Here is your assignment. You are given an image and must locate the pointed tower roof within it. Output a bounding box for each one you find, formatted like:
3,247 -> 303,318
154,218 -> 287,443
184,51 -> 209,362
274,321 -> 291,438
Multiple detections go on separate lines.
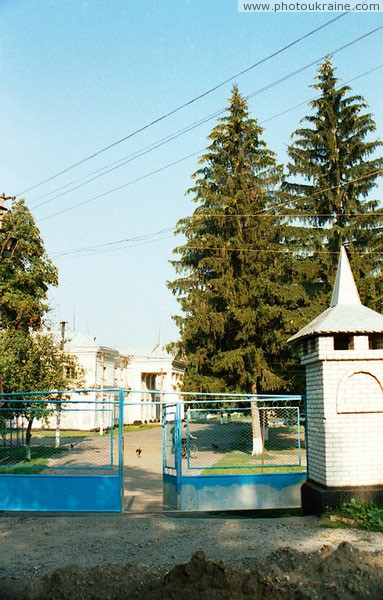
288,247 -> 383,343
330,246 -> 361,307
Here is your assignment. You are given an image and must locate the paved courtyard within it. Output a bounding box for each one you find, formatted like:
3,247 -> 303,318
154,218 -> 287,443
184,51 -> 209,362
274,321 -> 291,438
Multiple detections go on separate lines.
123,426 -> 164,512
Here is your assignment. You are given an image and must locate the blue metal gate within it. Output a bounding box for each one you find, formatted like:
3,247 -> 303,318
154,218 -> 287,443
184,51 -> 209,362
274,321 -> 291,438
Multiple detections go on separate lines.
162,394 -> 307,511
0,389 -> 125,512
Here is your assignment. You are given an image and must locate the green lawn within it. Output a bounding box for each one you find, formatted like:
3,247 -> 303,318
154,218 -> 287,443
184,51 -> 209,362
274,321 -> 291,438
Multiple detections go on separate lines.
124,423 -> 161,432
0,445 -> 65,474
201,450 -> 306,475
32,428 -> 100,439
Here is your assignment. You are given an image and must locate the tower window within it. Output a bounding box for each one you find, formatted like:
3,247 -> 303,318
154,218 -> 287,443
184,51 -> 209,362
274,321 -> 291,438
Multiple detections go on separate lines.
369,334 -> 383,350
334,335 -> 354,350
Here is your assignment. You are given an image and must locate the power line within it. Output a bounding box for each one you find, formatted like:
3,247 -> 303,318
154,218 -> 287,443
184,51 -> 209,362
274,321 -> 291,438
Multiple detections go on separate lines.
39,127 -> 382,226
171,246 -> 383,255
29,111 -> 222,210
53,228 -> 174,258
38,150 -> 202,222
16,13 -> 348,198
34,28 -> 383,221
49,168 -> 383,259
56,240 -> 383,259
246,26 -> 383,103
261,63 -> 383,125
29,60 -> 383,212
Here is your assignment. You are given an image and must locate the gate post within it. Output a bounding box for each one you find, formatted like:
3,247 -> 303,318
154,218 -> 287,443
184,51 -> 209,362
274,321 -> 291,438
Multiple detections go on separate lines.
118,388 -> 125,512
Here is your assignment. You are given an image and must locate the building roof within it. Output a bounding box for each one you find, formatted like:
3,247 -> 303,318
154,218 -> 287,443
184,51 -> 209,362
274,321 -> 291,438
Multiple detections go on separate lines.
64,332 -> 99,349
288,247 -> 383,343
63,333 -> 183,363
63,332 -> 119,355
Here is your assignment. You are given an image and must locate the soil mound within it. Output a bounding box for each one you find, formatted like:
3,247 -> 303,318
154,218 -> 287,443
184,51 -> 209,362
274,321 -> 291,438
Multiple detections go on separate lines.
2,542 -> 383,599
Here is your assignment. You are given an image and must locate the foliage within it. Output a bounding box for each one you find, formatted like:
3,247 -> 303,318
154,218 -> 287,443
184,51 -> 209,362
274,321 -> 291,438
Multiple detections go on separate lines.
0,329 -> 84,445
0,329 -> 83,394
285,57 -> 383,311
0,197 -> 84,458
0,198 -> 58,330
168,86 -> 309,394
0,195 -> 88,464
325,498 -> 383,532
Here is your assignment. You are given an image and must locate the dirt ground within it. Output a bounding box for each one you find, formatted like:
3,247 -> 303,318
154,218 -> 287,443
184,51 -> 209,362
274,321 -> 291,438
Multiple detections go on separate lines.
1,428 -> 383,598
0,512 -> 383,599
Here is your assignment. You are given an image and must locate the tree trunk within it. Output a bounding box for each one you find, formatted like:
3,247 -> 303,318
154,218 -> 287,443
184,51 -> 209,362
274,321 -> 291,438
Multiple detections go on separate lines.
25,418 -> 33,461
55,396 -> 62,448
251,382 -> 263,456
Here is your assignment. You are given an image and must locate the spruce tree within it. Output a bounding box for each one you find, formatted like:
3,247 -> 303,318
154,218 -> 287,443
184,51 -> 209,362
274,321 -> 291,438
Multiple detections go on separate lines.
169,87 -> 308,394
285,57 -> 383,309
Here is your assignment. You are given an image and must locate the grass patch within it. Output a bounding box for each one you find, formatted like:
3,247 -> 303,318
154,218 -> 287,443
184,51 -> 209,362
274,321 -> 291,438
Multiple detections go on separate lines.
0,445 -> 65,474
201,450 -> 306,475
32,429 -> 99,439
323,498 -> 383,532
124,423 -> 161,433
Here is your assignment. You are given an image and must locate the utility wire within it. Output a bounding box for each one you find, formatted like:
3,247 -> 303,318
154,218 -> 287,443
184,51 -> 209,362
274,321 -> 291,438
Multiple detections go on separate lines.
38,151 -> 201,222
16,13 -> 348,198
53,228 -> 175,257
29,61 -> 383,211
27,116 -> 217,208
34,27 -> 383,221
170,246 -> 383,255
29,111 -> 222,210
39,111 -> 382,225
50,168 -> 383,259
246,26 -> 383,102
56,241 -> 383,259
261,63 -> 383,124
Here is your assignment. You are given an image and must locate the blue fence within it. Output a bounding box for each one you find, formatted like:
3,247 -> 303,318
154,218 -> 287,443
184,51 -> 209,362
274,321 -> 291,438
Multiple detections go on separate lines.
162,394 -> 307,511
0,389 -> 308,513
0,388 -> 126,512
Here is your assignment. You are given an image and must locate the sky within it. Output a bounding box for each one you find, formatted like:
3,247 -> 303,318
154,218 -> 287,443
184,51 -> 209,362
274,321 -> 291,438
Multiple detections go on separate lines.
1,1 -> 382,352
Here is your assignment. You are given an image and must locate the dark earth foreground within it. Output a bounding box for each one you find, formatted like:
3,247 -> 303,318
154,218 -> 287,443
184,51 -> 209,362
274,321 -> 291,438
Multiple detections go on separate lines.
1,542 -> 383,599
1,512 -> 383,599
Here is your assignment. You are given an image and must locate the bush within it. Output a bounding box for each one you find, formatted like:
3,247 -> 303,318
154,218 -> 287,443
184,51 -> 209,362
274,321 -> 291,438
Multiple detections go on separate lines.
326,498 -> 383,532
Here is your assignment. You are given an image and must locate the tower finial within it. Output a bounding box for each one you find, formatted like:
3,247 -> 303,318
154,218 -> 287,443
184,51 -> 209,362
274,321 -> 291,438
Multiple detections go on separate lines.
330,246 -> 361,307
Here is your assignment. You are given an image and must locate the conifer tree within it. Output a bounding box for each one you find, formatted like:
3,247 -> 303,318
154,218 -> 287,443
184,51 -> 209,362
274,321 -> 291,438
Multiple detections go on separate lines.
169,87 -> 308,395
285,58 -> 383,309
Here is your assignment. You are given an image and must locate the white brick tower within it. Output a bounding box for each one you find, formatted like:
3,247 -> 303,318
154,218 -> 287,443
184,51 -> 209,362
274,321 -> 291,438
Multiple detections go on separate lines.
289,247 -> 383,513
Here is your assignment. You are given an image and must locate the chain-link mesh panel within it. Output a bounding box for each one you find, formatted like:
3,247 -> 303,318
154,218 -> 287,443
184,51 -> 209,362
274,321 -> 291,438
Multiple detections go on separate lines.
0,391 -> 120,473
163,404 -> 177,472
183,402 -> 305,473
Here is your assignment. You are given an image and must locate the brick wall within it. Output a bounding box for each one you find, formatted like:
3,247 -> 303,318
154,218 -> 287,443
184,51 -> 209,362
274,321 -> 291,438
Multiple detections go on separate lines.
303,335 -> 383,487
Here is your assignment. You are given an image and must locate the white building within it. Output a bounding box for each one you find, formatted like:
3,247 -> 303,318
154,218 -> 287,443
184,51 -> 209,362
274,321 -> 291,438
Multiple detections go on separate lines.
61,332 -> 185,428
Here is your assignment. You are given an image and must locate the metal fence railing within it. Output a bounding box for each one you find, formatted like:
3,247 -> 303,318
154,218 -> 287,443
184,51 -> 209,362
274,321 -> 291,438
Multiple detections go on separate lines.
0,389 -> 305,477
0,390 -> 124,473
161,394 -> 306,475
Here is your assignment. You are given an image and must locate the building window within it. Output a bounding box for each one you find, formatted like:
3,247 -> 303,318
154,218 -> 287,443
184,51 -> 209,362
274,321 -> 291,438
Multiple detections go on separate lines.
369,334 -> 383,350
64,364 -> 76,379
334,335 -> 354,350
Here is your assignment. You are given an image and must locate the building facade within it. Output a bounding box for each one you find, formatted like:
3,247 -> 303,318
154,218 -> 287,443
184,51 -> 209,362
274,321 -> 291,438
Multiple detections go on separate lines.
61,332 -> 185,427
